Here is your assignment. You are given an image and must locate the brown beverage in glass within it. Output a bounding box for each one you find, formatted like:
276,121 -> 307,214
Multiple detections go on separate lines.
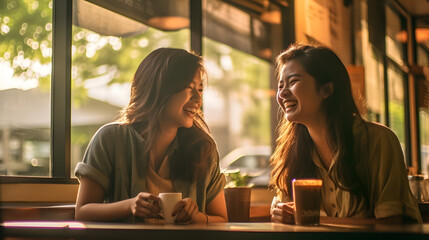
292,179 -> 323,225
224,187 -> 251,222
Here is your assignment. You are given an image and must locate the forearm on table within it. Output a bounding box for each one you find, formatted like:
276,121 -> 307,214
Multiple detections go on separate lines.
207,214 -> 228,223
192,212 -> 228,223
75,198 -> 132,221
320,215 -> 403,225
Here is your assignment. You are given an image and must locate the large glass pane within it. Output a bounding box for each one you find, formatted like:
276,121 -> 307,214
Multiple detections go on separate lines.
0,0 -> 52,176
202,0 -> 278,187
416,19 -> 429,176
202,0 -> 281,61
71,1 -> 190,176
417,44 -> 429,66
385,4 -> 408,165
359,0 -> 385,123
385,5 -> 406,66
420,110 -> 429,176
203,38 -> 271,186
387,62 -> 406,161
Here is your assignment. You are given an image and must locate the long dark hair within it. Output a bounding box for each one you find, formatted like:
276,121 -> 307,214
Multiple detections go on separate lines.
269,43 -> 369,215
119,48 -> 216,182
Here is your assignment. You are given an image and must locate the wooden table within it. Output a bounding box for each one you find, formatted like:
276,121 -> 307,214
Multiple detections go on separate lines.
2,221 -> 429,240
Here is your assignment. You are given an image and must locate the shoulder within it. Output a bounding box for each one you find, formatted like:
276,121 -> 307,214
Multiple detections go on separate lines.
89,123 -> 146,149
94,122 -> 137,139
367,122 -> 401,150
355,120 -> 404,168
353,119 -> 403,160
366,121 -> 396,137
354,119 -> 399,145
95,122 -> 121,134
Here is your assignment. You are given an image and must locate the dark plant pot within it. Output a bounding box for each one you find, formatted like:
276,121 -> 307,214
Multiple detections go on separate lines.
224,187 -> 251,222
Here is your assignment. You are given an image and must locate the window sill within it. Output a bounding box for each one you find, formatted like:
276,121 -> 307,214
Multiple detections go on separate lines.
0,204 -> 76,221
0,182 -> 79,203
0,176 -> 78,184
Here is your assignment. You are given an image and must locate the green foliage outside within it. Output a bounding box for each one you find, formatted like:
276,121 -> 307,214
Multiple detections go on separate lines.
3,0 -> 425,178
389,100 -> 405,145
203,38 -> 271,145
71,26 -> 189,107
0,0 -> 52,91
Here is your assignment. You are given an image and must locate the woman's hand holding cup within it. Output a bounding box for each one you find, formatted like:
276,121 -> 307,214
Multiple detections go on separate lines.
172,198 -> 199,223
271,202 -> 295,224
130,192 -> 162,219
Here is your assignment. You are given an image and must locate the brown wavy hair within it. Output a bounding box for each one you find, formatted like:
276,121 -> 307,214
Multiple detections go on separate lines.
119,48 -> 216,182
269,43 -> 369,215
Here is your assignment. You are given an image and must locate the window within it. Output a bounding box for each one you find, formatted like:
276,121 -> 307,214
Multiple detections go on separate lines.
70,0 -> 190,176
416,19 -> 429,176
202,0 -> 280,185
385,4 -> 409,163
420,110 -> 429,176
358,0 -> 386,124
359,1 -> 413,166
0,0 -> 53,176
385,5 -> 406,66
387,62 -> 407,157
1,0 -> 284,182
203,38 -> 271,158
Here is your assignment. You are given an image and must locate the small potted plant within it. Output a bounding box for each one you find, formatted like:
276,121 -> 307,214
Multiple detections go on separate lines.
223,169 -> 253,222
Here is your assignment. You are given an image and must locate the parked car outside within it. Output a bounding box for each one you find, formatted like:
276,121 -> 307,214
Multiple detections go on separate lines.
220,145 -> 272,187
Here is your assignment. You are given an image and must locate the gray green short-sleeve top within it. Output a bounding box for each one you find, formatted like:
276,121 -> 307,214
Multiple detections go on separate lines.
74,123 -> 226,221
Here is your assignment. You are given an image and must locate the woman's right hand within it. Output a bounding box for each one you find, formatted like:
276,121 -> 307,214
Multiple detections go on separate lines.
130,192 -> 162,219
271,201 -> 295,224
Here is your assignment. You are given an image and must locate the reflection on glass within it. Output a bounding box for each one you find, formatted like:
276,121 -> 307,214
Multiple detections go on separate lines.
415,17 -> 429,177
387,62 -> 406,162
417,45 -> 429,66
363,48 -> 385,123
420,110 -> 429,176
416,25 -> 429,176
0,0 -> 52,176
202,37 -> 271,169
385,5 -> 406,66
360,6 -> 385,123
71,1 -> 190,177
202,0 -> 276,61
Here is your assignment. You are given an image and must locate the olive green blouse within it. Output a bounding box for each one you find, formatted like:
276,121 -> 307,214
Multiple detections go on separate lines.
74,123 -> 226,222
277,119 -> 422,223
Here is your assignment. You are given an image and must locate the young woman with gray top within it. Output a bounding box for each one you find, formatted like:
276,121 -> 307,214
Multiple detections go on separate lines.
74,48 -> 227,223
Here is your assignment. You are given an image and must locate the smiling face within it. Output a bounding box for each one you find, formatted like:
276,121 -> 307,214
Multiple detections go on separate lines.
277,60 -> 329,126
160,72 -> 203,129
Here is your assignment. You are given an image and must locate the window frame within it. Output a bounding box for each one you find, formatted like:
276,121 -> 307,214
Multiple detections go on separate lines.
1,0 -> 288,184
0,0 -> 75,184
384,0 -> 422,173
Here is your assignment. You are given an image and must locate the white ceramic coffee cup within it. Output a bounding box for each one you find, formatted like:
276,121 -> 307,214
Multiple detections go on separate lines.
159,193 -> 182,224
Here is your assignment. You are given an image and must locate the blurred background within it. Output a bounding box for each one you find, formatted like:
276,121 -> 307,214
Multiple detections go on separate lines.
0,0 -> 428,188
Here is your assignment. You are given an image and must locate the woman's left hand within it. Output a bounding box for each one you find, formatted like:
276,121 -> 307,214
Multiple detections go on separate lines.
172,198 -> 199,223
271,202 -> 295,224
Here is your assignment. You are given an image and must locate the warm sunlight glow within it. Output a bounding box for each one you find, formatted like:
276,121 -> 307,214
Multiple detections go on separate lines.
3,221 -> 86,229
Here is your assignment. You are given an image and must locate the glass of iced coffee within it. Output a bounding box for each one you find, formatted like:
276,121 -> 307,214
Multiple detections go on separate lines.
292,179 -> 323,225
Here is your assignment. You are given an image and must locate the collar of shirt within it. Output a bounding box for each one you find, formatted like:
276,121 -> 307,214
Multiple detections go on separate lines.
312,149 -> 339,174
313,149 -> 339,217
